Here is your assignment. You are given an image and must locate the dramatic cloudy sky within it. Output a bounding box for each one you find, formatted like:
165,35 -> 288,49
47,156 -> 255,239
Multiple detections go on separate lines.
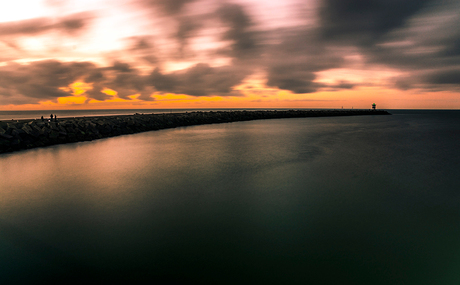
0,0 -> 459,110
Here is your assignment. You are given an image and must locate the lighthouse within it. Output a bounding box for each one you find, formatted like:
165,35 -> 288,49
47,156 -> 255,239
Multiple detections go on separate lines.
372,103 -> 376,110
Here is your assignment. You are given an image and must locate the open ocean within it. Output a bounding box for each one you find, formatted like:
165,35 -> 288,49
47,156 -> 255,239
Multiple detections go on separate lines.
0,109 -> 459,284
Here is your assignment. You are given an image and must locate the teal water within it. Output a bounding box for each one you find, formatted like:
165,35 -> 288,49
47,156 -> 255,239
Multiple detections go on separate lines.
1,110 -> 459,284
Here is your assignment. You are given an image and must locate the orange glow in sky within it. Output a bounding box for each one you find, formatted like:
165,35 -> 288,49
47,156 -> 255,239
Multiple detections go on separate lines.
0,0 -> 459,110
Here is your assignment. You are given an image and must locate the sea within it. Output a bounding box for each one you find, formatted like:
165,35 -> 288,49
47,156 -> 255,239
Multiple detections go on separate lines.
0,108 -> 273,121
0,109 -> 459,284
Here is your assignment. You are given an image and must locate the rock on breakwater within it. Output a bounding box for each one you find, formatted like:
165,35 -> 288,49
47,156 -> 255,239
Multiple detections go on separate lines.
0,110 -> 390,154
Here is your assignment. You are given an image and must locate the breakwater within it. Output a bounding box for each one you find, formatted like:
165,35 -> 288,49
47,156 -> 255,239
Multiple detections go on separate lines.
0,109 -> 390,154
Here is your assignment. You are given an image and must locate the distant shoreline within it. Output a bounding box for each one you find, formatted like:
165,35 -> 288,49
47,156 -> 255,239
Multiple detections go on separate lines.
1,109 -> 390,154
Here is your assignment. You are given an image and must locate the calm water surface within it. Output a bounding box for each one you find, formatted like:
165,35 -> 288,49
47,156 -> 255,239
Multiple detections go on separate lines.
1,111 -> 459,284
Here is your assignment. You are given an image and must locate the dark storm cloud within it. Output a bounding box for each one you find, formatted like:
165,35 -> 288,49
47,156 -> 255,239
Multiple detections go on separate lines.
318,0 -> 433,46
0,12 -> 93,37
0,58 -> 245,105
265,30 -> 345,93
440,35 -> 460,57
3,0 -> 460,106
424,68 -> 460,85
125,1 -> 258,94
133,0 -> 429,95
83,84 -> 109,101
141,0 -> 197,15
58,13 -> 91,33
137,1 -> 260,60
85,69 -> 105,83
149,68 -> 177,91
262,0 -> 457,93
359,2 -> 460,71
335,81 -> 355,89
0,18 -> 51,36
135,0 -> 206,59
326,81 -> 356,90
132,0 -> 460,94
132,37 -> 153,50
0,60 -> 96,101
84,61 -> 154,101
111,61 -> 133,73
125,36 -> 158,64
106,64 -> 152,100
392,67 -> 460,91
0,40 -> 22,62
149,63 -> 247,96
316,0 -> 460,90
0,60 -> 153,104
216,3 -> 259,59
175,16 -> 201,57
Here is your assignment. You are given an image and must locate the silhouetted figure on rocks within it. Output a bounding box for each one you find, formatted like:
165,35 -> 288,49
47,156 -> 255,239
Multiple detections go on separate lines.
54,114 -> 57,121
50,114 -> 53,121
41,116 -> 44,122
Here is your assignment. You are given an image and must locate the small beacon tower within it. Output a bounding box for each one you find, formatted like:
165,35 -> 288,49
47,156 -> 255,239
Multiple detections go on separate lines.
372,103 -> 376,110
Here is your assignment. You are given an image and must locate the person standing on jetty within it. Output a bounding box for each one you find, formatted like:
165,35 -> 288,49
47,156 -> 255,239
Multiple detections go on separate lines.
50,114 -> 53,121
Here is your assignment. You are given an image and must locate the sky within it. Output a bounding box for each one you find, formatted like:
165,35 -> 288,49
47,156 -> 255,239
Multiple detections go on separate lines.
0,0 -> 459,110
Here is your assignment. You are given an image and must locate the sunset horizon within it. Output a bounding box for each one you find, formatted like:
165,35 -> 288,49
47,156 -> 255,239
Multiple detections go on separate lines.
1,0 -> 459,110
2,1 -> 459,282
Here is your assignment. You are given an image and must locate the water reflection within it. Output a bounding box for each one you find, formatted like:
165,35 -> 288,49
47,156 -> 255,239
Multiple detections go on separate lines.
1,114 -> 459,284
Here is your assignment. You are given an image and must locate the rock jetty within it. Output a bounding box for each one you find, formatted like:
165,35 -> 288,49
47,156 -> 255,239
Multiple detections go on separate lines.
0,109 -> 390,154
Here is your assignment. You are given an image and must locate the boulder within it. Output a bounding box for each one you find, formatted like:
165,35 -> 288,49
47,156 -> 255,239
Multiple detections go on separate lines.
7,123 -> 17,130
49,130 -> 59,139
0,138 -> 11,146
21,124 -> 34,135
0,133 -> 13,139
49,122 -> 58,130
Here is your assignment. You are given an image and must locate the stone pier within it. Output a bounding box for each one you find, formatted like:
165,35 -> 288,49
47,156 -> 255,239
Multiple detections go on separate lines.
0,109 -> 390,154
